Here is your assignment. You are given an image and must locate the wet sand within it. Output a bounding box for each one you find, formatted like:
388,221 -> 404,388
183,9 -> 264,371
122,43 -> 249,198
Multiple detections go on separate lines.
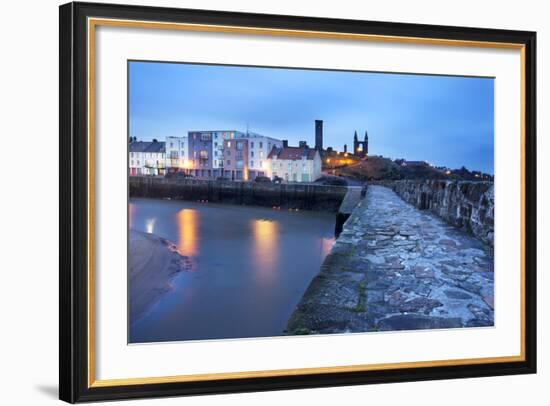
129,229 -> 192,323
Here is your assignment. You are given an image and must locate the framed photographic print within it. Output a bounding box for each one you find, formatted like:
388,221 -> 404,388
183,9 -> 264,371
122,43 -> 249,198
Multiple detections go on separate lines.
59,1 -> 537,403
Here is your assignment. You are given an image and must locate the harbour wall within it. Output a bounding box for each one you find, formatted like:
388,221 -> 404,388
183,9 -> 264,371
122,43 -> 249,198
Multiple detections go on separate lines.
129,176 -> 348,212
391,180 -> 494,246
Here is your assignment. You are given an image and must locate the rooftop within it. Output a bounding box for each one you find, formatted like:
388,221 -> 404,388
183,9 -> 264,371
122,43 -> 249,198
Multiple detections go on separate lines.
129,141 -> 166,153
268,146 -> 318,161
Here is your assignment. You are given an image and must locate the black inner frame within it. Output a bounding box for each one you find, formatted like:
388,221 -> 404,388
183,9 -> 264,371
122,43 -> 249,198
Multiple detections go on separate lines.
59,1 -> 537,403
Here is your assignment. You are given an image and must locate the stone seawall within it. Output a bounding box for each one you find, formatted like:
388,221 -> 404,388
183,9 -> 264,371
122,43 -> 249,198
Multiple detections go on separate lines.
129,176 -> 347,212
391,180 -> 494,246
286,185 -> 494,335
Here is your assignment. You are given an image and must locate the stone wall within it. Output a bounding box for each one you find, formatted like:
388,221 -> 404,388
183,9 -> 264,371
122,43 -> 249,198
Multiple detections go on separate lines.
129,176 -> 347,212
391,180 -> 494,246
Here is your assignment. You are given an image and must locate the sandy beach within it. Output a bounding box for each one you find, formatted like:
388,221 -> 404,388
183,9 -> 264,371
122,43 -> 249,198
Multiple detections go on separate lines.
129,229 -> 192,324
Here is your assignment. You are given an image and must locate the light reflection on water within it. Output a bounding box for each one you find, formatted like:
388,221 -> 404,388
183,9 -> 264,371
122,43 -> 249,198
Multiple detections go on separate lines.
129,198 -> 335,343
176,209 -> 199,257
251,219 -> 279,286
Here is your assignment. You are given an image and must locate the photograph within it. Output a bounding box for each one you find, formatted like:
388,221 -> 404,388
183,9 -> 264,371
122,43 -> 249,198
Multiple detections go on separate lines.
127,61 -> 495,344
55,1 -> 537,402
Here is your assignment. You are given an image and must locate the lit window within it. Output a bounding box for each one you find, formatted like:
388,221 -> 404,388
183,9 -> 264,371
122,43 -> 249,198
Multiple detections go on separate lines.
260,151 -> 264,159
227,141 -> 231,148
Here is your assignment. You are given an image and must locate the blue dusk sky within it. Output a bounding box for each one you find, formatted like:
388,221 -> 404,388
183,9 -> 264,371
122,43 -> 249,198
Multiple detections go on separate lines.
129,61 -> 494,174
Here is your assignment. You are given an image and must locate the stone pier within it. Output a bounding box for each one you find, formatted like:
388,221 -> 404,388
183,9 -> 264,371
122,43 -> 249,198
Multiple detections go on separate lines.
286,185 -> 494,334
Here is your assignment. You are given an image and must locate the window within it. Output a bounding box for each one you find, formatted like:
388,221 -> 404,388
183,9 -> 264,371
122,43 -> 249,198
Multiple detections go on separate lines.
236,141 -> 244,151
250,160 -> 254,167
200,133 -> 212,141
236,160 -> 244,169
227,160 -> 231,166
226,150 -> 230,156
214,142 -> 218,147
259,142 -> 263,148
227,141 -> 231,148
130,152 -> 134,157
259,151 -> 264,159
131,160 -> 134,166
170,142 -> 174,147
137,160 -> 140,165
250,142 -> 254,148
199,150 -> 208,160
260,161 -> 263,168
250,151 -> 254,158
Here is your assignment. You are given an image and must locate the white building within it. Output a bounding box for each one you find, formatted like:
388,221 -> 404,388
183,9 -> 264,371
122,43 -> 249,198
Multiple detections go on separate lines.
165,136 -> 189,173
129,140 -> 166,176
268,146 -> 322,183
236,132 -> 283,179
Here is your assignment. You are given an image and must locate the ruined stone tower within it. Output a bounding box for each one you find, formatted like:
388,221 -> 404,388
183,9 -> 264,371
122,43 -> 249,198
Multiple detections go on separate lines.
353,130 -> 368,158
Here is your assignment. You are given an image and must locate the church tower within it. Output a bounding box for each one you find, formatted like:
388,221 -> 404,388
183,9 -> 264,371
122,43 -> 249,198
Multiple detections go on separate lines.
352,129 -> 368,158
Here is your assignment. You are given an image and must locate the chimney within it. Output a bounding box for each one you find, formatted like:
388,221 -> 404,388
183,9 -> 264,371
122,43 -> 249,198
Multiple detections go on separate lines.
315,120 -> 323,151
344,144 -> 347,153
282,139 -> 288,148
299,141 -> 308,148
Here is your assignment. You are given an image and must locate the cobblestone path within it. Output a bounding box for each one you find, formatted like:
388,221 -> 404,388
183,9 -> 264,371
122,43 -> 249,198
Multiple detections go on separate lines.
286,185 -> 494,334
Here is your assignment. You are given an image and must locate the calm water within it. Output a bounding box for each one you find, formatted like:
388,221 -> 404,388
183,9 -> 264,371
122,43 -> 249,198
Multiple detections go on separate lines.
129,198 -> 335,343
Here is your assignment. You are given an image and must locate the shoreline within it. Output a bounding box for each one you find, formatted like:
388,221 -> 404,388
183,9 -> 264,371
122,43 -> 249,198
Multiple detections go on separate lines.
129,229 -> 193,324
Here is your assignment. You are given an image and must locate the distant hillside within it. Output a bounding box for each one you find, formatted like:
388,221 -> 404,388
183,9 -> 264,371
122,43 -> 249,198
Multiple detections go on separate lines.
335,156 -> 486,181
